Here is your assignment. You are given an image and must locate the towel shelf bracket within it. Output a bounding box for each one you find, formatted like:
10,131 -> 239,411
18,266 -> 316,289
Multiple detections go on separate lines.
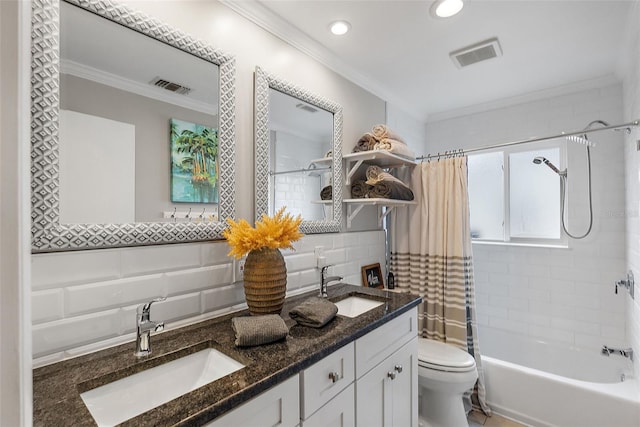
344,199 -> 416,229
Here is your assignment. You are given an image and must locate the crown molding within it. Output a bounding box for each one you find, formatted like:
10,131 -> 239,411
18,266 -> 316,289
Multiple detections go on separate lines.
220,0 -> 422,122
61,60 -> 219,116
426,74 -> 621,123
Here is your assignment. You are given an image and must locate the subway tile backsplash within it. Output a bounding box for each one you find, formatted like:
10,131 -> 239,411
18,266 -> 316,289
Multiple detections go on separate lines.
31,230 -> 386,364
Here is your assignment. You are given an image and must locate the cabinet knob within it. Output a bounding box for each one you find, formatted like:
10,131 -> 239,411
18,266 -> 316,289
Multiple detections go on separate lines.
387,371 -> 396,380
394,365 -> 403,373
328,372 -> 340,383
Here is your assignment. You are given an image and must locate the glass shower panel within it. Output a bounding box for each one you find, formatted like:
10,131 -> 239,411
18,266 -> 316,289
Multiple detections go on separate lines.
468,152 -> 504,240
509,148 -> 561,239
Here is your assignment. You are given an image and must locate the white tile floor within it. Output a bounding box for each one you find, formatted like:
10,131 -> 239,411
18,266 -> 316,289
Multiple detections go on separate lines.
468,410 -> 526,427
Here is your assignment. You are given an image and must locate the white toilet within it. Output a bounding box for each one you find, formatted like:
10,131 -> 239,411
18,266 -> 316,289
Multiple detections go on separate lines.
417,338 -> 478,427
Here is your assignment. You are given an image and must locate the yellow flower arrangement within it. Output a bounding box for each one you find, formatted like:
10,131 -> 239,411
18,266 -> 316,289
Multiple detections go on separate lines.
223,207 -> 304,259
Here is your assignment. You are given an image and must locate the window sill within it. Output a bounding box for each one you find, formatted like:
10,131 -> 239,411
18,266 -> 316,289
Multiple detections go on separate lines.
471,240 -> 569,249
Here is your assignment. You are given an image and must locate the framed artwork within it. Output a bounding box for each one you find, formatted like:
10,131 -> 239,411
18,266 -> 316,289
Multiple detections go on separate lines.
362,263 -> 384,289
170,118 -> 219,203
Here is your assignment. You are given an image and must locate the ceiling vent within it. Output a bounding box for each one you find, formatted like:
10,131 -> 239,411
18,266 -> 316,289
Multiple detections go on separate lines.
450,37 -> 502,68
295,103 -> 318,113
150,77 -> 191,95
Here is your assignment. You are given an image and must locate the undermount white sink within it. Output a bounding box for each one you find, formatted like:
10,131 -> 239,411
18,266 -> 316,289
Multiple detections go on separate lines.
81,348 -> 244,426
335,295 -> 384,318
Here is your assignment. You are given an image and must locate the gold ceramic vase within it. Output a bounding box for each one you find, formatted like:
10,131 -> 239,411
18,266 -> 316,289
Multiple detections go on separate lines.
243,247 -> 287,315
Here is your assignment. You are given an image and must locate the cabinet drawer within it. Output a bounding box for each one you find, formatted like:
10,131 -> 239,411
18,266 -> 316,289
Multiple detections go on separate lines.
355,308 -> 417,378
300,341 -> 355,419
302,383 -> 355,427
207,375 -> 299,427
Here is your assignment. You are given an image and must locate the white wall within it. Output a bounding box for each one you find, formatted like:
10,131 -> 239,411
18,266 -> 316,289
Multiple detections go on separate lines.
0,0 -> 31,425
31,0 -> 387,362
385,102 -> 428,155
427,82 -> 627,351
622,1 -> 640,392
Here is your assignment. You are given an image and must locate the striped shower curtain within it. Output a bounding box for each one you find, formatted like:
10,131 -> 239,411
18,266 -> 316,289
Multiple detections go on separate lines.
390,156 -> 490,415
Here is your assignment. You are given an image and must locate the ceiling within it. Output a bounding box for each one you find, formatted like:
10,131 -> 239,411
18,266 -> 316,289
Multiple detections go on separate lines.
227,0 -> 635,121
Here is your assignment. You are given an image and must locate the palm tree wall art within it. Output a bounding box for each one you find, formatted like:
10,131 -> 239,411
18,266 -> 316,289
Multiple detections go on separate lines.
170,118 -> 219,203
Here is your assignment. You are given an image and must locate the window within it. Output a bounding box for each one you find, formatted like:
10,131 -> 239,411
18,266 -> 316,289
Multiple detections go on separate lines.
468,143 -> 565,244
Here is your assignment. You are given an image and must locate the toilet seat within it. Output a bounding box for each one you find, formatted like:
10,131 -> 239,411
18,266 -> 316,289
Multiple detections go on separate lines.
418,338 -> 476,373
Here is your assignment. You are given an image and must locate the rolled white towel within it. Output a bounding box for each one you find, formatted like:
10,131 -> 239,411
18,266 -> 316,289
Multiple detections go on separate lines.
371,124 -> 405,144
374,138 -> 416,160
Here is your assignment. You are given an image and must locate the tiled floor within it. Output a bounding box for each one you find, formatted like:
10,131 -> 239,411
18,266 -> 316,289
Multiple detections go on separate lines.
468,410 -> 526,427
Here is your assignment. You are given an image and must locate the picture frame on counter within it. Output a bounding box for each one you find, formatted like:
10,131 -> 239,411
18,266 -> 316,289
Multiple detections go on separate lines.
362,263 -> 384,289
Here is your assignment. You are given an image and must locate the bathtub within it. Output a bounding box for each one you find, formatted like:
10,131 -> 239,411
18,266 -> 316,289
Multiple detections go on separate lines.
479,327 -> 639,427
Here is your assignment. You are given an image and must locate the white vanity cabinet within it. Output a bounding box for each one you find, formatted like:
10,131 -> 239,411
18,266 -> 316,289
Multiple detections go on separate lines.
355,308 -> 419,427
207,375 -> 300,427
208,308 -> 418,427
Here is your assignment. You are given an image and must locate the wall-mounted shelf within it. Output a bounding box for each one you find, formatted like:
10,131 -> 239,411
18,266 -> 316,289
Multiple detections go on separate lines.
310,157 -> 333,166
311,200 -> 333,204
343,151 -> 416,185
344,198 -> 415,228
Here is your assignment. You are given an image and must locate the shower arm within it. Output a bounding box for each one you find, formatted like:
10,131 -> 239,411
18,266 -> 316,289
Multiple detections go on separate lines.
416,120 -> 639,161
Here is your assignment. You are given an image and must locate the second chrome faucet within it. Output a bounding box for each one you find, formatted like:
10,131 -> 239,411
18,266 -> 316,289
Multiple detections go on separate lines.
319,265 -> 343,298
135,297 -> 166,358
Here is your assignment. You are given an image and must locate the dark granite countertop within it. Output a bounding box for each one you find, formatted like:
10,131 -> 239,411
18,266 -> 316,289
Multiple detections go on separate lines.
33,283 -> 421,426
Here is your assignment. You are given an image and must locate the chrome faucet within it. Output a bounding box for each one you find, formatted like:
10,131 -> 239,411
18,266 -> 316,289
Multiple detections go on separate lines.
319,265 -> 343,298
135,297 -> 166,358
601,345 -> 634,361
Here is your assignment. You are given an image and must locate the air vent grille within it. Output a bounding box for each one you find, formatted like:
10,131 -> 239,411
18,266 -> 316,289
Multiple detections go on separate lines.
295,103 -> 318,113
150,77 -> 191,95
450,38 -> 502,68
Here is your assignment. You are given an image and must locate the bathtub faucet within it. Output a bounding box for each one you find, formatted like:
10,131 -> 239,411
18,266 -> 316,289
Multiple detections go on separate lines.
601,345 -> 634,361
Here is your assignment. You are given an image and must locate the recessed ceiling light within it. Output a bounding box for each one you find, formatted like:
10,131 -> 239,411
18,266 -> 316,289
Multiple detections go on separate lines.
329,20 -> 351,36
430,0 -> 464,18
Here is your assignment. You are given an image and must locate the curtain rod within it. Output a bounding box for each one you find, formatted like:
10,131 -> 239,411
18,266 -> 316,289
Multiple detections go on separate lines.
416,119 -> 640,161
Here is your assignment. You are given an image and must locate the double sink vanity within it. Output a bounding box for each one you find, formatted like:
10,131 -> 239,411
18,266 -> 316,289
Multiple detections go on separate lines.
33,284 -> 421,426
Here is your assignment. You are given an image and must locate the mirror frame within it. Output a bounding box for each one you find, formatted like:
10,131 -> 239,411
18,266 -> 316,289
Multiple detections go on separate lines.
31,0 -> 236,252
254,66 -> 343,233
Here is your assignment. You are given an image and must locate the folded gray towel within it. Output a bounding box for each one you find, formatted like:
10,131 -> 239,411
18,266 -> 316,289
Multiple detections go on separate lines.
231,314 -> 288,347
320,185 -> 332,200
369,181 -> 414,200
289,297 -> 338,328
351,180 -> 372,199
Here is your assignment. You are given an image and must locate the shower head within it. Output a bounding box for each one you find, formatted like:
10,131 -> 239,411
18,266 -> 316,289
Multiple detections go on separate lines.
565,134 -> 595,147
533,156 -> 565,176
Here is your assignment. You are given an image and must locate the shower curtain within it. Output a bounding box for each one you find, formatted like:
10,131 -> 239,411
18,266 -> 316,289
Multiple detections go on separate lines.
389,156 -> 490,415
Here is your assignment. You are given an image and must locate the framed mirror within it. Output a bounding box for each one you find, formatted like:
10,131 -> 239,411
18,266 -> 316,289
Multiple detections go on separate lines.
31,0 -> 236,252
254,66 -> 343,233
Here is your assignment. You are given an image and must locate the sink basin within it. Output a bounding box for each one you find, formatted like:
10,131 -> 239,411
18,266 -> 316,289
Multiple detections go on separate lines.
81,348 -> 244,426
335,295 -> 384,318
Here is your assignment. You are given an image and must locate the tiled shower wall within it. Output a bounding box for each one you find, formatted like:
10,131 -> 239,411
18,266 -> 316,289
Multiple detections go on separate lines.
623,1 -> 640,386
31,230 -> 385,365
426,82 -> 627,351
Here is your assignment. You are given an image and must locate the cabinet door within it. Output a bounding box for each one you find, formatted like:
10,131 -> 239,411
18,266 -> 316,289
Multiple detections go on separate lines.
390,337 -> 418,427
207,375 -> 299,427
355,338 -> 418,427
302,383 -> 355,427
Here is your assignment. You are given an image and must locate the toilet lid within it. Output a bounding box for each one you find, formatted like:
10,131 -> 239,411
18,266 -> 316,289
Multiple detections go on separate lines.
418,338 -> 476,372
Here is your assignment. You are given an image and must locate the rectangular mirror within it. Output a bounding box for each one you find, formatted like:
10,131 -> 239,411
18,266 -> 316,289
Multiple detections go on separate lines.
254,66 -> 343,233
31,0 -> 236,252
